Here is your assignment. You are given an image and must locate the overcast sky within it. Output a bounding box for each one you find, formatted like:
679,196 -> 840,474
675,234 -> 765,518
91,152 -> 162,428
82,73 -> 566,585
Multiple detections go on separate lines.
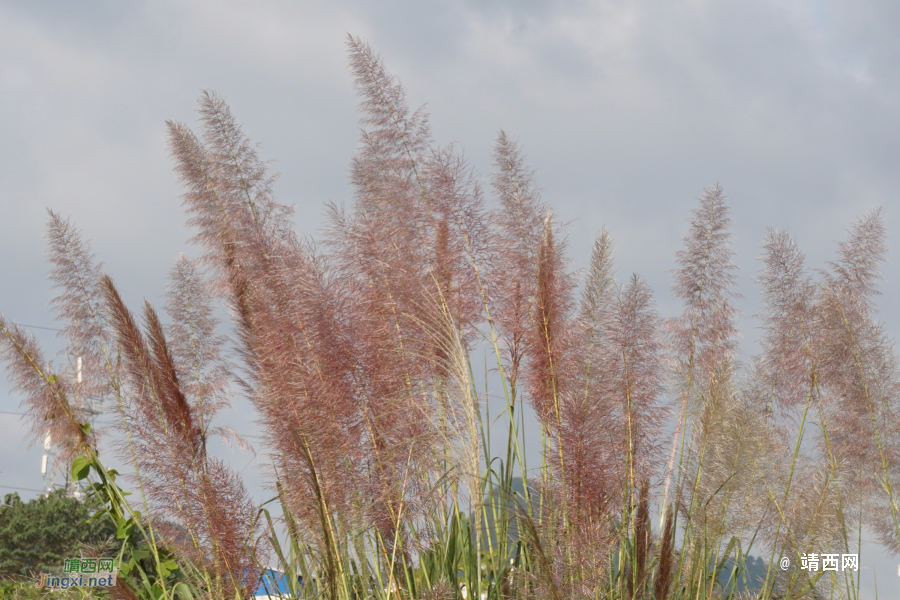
2,0 -> 900,594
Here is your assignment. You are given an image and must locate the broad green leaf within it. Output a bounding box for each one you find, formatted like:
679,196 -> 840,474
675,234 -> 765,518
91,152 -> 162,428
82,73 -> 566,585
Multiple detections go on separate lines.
116,517 -> 134,540
71,455 -> 91,481
159,559 -> 178,578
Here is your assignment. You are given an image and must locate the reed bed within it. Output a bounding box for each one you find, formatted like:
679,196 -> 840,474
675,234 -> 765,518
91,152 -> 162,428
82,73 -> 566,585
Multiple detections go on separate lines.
1,36 -> 898,600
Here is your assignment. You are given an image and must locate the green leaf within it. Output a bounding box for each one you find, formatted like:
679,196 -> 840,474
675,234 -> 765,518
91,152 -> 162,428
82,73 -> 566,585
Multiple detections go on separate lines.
132,549 -> 150,561
79,423 -> 91,435
171,582 -> 198,600
71,455 -> 91,481
119,559 -> 134,576
159,559 -> 178,578
116,516 -> 134,540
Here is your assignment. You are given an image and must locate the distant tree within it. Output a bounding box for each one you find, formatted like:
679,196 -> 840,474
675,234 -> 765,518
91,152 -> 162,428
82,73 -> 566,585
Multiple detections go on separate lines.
0,489 -> 116,576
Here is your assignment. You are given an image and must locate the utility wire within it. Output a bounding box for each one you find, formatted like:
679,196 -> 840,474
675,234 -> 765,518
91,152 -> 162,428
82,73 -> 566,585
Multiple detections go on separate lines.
17,324 -> 63,332
5,410 -> 261,440
0,484 -> 47,493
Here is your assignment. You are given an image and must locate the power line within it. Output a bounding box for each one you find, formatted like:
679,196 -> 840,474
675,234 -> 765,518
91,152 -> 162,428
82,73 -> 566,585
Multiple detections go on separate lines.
0,484 -> 46,494
3,410 -> 261,443
2,409 -> 261,442
17,323 -> 63,332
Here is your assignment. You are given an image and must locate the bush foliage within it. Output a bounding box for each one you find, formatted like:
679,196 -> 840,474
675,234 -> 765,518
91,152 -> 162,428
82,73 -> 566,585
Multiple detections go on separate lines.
0,490 -> 116,577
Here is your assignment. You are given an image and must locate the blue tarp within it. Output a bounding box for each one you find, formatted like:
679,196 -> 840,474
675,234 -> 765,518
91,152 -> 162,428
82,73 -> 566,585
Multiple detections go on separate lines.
254,569 -> 302,597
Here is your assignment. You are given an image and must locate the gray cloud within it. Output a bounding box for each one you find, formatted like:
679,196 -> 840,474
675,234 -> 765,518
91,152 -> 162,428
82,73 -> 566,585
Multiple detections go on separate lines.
1,1 -> 899,593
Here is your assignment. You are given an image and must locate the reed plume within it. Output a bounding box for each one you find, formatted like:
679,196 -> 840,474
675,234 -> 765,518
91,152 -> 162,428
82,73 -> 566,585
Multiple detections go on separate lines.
168,94 -> 360,592
99,274 -> 261,598
662,185 -> 739,526
164,255 -> 233,457
756,229 -> 820,418
654,502 -> 676,600
0,316 -> 92,462
609,274 -> 666,506
817,209 -> 900,551
45,210 -> 113,404
527,212 -> 575,430
562,229 -> 618,519
669,184 -> 739,383
488,131 -> 549,398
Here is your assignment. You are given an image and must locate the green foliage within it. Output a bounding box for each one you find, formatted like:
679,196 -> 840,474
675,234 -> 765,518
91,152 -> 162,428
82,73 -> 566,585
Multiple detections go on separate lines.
0,489 -> 116,577
0,578 -> 44,600
0,577 -> 110,599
